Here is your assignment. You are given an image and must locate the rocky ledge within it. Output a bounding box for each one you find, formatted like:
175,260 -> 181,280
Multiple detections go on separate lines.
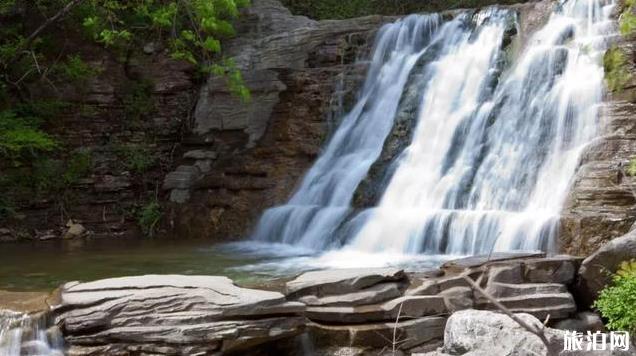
3,231 -> 636,355
18,251 -> 616,356
51,275 -> 305,355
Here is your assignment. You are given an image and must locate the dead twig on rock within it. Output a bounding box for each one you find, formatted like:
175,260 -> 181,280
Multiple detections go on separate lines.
461,272 -> 560,356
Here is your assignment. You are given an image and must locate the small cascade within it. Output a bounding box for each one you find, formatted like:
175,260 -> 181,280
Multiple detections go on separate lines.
251,0 -> 616,260
0,310 -> 63,356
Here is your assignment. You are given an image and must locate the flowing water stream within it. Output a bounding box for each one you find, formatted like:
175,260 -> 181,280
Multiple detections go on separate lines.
252,0 -> 616,263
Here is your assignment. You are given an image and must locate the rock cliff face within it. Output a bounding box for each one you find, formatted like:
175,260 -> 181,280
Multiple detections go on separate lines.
1,42 -> 196,242
561,32 -> 636,255
164,0 -> 391,240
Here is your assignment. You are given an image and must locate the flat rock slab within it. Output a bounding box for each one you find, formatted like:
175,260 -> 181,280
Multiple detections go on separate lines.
53,275 -> 305,354
309,316 -> 446,350
286,268 -> 406,298
441,252 -> 545,272
306,295 -> 446,323
299,282 -> 403,307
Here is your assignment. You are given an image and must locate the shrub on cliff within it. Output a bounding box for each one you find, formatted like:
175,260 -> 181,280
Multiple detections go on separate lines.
594,260 -> 636,333
604,46 -> 632,92
280,0 -> 536,19
0,0 -> 251,103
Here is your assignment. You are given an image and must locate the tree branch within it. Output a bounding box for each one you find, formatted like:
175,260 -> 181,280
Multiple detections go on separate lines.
461,274 -> 559,356
7,0 -> 84,67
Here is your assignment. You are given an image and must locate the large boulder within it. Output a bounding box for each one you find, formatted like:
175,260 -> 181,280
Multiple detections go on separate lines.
52,275 -> 305,355
423,309 -> 634,356
576,228 -> 636,308
436,310 -> 562,356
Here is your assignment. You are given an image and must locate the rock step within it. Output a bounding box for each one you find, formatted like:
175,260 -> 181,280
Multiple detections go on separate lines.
485,282 -> 567,298
476,292 -> 574,309
308,316 -> 446,350
506,304 -> 578,320
306,295 -> 446,323
407,275 -> 470,296
286,268 -> 406,298
299,282 -> 402,307
476,293 -> 576,319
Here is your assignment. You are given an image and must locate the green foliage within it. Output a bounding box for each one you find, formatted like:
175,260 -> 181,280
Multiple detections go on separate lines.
121,79 -> 155,123
0,109 -> 57,162
280,0 -> 533,19
14,99 -> 68,120
116,143 -> 157,174
207,58 -> 250,101
27,149 -> 92,193
594,260 -> 636,333
29,158 -> 67,192
627,157 -> 636,176
0,196 -> 15,220
78,0 -> 251,101
56,55 -> 100,83
0,0 -> 16,15
137,200 -> 162,237
621,0 -> 636,36
63,149 -> 93,185
1,0 -> 251,103
604,46 -> 632,92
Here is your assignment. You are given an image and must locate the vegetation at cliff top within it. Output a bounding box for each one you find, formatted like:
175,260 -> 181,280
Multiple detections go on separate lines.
0,0 -> 251,226
594,260 -> 636,333
280,0 -> 536,19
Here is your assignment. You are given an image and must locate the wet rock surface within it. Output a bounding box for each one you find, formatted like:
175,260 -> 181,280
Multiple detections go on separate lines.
284,254 -> 581,353
52,275 -> 305,355
561,32 -> 636,256
0,253 -> 621,355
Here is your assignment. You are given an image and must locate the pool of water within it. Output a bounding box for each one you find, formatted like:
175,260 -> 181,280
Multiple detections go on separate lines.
0,238 -> 455,292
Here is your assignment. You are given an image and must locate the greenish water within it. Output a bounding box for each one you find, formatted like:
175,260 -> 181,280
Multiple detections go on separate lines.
0,238 -> 305,291
0,238 -> 451,292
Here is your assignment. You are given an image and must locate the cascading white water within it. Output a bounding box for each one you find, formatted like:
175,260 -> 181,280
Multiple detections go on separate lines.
251,0 -> 616,259
0,310 -> 63,356
251,14 -> 443,249
351,0 -> 615,255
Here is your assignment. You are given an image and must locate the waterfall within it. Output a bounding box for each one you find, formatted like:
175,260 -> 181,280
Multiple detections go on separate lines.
251,0 -> 615,258
251,14 -> 443,249
0,310 -> 63,356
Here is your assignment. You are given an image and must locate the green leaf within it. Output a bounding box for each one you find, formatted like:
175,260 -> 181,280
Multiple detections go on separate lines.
201,37 -> 221,53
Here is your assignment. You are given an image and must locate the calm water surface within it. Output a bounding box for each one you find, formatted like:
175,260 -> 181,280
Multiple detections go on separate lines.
0,238 -> 315,291
0,238 -> 452,292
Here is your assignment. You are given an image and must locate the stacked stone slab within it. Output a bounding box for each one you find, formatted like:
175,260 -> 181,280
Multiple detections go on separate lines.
42,254 -> 585,354
52,275 -> 305,355
285,268 -> 447,351
287,253 -> 580,353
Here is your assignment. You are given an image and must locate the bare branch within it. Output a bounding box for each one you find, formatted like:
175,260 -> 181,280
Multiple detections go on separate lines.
7,0 -> 84,67
461,273 -> 559,356
392,302 -> 403,355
